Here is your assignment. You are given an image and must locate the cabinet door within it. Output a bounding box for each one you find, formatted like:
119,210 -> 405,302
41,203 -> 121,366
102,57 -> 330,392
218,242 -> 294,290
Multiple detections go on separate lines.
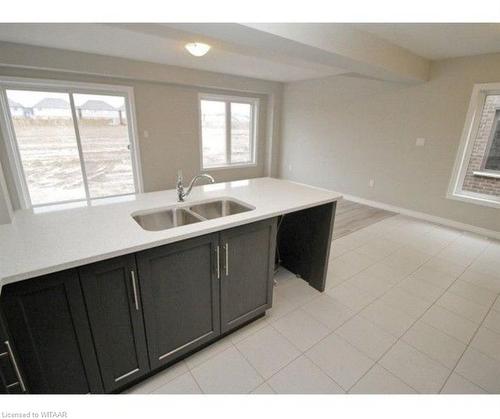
137,234 -> 220,369
0,271 -> 103,394
219,218 -> 277,333
0,313 -> 26,394
79,255 -> 149,392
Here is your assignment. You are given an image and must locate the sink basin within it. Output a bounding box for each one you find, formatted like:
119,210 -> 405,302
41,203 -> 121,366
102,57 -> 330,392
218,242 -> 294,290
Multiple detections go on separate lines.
189,199 -> 253,220
133,208 -> 202,232
132,198 -> 254,231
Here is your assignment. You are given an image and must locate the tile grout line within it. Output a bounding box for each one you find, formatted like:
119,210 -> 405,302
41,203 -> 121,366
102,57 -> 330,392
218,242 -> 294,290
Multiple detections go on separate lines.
304,218 -> 493,393
305,240 -> 429,392
271,225 -> 489,392
186,370 -> 205,394
406,236 -> 494,392
323,223 -> 461,392
450,371 -> 490,394
341,232 -> 482,394
127,361 -> 188,394
272,228 -> 495,394
437,290 -> 500,394
251,303 -> 346,388
257,284 -> 359,392
234,273 -> 331,393
168,269 -> 325,393
288,242 -> 423,393
233,330 -> 297,393
356,236 -> 491,394
330,217 -> 464,292
301,351 -> 350,393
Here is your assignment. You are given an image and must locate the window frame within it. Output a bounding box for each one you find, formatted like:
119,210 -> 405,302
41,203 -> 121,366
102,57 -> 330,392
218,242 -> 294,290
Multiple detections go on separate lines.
0,76 -> 143,209
447,82 -> 500,209
198,93 -> 259,171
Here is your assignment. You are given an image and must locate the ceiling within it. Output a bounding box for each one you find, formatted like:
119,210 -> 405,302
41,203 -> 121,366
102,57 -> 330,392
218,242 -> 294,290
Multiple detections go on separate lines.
357,23 -> 500,60
0,23 -> 499,83
0,23 -> 344,82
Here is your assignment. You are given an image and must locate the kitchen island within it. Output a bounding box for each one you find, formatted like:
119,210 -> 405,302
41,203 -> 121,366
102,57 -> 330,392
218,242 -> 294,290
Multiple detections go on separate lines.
0,177 -> 341,394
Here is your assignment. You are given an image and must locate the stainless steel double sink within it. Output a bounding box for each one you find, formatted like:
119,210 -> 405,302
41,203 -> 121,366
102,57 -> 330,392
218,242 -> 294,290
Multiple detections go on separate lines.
132,199 -> 254,231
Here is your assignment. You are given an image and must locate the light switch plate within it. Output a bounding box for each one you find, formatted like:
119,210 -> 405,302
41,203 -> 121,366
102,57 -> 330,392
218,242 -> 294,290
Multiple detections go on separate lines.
416,137 -> 426,147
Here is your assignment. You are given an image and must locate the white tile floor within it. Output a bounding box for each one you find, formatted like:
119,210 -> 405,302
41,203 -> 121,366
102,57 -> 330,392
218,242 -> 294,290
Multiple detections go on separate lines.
125,214 -> 500,394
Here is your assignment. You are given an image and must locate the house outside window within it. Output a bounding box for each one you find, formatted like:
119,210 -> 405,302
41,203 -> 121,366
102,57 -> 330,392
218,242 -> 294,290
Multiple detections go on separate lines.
0,77 -> 142,209
448,83 -> 500,208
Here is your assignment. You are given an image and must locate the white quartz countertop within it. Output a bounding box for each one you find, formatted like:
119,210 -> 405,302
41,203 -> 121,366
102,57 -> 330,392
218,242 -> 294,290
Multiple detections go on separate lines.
0,177 -> 342,292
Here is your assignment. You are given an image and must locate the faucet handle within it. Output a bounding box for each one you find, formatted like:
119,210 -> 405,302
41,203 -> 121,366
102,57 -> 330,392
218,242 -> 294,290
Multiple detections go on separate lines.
177,170 -> 183,185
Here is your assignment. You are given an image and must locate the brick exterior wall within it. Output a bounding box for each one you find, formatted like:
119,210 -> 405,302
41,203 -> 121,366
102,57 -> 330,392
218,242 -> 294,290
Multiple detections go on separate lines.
462,95 -> 500,197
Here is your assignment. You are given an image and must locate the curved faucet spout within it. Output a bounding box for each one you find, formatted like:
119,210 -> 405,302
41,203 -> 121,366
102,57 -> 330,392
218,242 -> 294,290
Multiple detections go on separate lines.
177,172 -> 215,202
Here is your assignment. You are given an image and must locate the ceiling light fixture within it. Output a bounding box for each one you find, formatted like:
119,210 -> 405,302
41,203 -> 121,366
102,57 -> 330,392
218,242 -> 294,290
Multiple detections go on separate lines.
185,42 -> 211,57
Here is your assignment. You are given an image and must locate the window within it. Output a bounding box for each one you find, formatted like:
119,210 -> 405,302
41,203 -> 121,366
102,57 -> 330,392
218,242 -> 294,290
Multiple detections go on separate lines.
448,83 -> 500,208
0,78 -> 142,208
199,94 -> 258,169
482,110 -> 500,172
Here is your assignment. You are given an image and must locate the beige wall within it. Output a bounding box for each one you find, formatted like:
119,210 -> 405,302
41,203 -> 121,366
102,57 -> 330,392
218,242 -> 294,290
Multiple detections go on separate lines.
280,53 -> 500,233
126,81 -> 269,192
0,43 -> 282,217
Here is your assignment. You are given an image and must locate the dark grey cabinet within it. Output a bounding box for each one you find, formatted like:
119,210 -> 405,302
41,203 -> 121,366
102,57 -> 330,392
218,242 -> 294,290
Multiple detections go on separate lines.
219,218 -> 277,333
79,255 -> 150,392
0,271 -> 103,394
138,233 -> 221,369
278,202 -> 336,292
0,313 -> 26,394
0,217 -> 279,393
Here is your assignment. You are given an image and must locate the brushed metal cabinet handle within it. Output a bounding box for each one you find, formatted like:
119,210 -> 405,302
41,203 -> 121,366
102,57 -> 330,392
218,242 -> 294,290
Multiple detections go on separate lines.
130,270 -> 139,311
5,340 -> 26,392
225,243 -> 229,276
216,245 -> 221,279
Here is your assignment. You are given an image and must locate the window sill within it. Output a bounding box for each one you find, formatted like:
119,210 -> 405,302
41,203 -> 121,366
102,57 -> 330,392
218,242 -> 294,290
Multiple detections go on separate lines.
447,191 -> 500,209
202,163 -> 258,171
31,194 -> 137,214
473,170 -> 500,179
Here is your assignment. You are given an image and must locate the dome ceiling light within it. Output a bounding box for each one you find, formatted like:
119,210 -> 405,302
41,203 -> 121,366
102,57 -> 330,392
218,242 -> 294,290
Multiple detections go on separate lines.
185,42 -> 211,57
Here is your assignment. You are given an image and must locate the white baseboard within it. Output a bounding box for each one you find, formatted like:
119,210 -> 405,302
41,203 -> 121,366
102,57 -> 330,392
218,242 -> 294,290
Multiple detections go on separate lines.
341,193 -> 500,241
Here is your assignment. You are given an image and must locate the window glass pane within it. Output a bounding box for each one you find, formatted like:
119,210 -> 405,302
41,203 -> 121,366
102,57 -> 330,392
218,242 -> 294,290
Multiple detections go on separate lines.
201,100 -> 226,167
73,93 -> 135,198
485,115 -> 500,171
6,90 -> 85,205
231,102 -> 252,164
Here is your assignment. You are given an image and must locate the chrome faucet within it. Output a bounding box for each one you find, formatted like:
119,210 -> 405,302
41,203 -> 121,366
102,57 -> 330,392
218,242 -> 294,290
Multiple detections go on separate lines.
176,170 -> 215,202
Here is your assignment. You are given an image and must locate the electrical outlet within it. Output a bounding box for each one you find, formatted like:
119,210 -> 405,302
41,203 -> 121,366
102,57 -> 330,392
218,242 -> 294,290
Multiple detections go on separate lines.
143,130 -> 149,139
288,164 -> 293,172
416,137 -> 426,147
369,179 -> 375,188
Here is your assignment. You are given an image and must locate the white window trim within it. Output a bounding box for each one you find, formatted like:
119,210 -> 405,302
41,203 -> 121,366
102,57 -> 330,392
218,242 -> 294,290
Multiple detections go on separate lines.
198,93 -> 259,171
0,76 -> 144,209
447,82 -> 500,209
473,171 -> 500,179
